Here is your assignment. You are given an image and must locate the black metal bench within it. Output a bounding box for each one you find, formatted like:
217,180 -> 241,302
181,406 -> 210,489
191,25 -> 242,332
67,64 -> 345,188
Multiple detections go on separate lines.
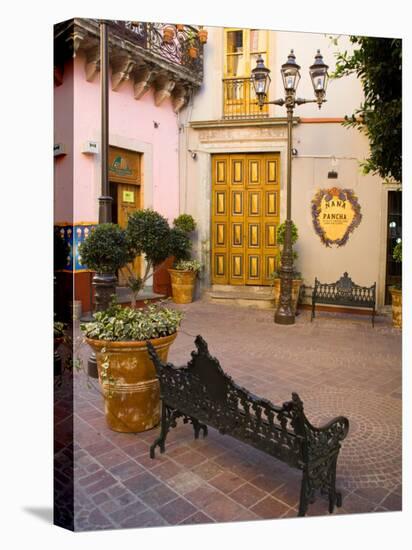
147,336 -> 349,517
311,272 -> 376,326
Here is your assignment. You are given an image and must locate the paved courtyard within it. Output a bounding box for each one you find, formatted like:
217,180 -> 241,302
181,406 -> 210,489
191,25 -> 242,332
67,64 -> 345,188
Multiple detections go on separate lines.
65,301 -> 401,530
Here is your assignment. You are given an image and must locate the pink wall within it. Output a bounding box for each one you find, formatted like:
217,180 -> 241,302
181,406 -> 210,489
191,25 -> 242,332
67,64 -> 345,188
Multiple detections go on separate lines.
54,60 -> 74,223
55,50 -> 180,224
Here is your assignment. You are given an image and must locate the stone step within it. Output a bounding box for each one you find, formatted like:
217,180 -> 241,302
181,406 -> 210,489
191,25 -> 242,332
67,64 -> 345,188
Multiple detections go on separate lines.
204,286 -> 274,310
210,284 -> 273,295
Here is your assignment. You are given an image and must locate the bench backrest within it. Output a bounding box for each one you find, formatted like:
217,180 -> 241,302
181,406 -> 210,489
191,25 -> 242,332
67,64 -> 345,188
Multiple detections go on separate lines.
313,272 -> 376,307
147,336 -> 306,467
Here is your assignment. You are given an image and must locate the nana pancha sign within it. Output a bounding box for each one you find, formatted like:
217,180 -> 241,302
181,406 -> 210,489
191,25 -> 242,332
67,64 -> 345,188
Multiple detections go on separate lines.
312,187 -> 362,247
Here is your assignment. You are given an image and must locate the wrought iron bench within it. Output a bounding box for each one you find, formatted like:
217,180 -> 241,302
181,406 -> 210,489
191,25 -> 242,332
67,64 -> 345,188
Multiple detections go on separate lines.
311,272 -> 376,326
147,336 -> 349,517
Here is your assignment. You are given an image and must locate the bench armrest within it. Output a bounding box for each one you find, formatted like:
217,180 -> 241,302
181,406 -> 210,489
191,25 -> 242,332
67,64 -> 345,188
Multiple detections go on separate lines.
302,415 -> 349,461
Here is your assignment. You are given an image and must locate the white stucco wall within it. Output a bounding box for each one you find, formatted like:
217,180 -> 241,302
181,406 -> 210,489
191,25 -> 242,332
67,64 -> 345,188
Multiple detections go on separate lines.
179,27 -> 391,308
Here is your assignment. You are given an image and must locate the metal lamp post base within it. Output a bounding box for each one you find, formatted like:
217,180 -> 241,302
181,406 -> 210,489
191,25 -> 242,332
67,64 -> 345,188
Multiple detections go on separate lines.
275,308 -> 295,325
87,272 -> 117,379
88,353 -> 99,379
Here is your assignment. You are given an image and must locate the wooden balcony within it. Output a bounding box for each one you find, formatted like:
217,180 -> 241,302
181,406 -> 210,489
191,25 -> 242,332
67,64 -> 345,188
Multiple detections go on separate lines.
223,78 -> 269,120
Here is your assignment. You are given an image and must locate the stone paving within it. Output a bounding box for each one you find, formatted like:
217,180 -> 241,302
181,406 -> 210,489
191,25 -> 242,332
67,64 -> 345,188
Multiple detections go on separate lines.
67,301 -> 402,531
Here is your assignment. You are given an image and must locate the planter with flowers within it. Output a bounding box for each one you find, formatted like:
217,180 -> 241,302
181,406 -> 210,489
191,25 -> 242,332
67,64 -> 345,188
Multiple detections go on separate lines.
81,302 -> 183,433
169,259 -> 202,304
271,221 -> 303,314
167,214 -> 201,304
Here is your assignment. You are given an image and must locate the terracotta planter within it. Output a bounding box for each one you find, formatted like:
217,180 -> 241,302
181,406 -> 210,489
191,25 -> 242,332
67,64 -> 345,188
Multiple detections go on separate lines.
272,278 -> 303,314
86,333 -> 177,433
153,255 -> 175,296
188,46 -> 198,59
389,287 -> 402,328
163,26 -> 175,43
176,24 -> 184,31
198,29 -> 208,44
169,269 -> 197,304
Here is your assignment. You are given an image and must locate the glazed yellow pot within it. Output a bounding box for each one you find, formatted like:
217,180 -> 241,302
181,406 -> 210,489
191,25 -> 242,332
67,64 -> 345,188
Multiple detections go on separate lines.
389,287 -> 402,329
273,278 -> 303,314
169,269 -> 197,304
86,333 -> 177,433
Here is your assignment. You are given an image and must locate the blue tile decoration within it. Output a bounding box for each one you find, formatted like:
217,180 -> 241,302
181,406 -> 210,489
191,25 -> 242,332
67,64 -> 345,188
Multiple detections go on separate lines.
54,223 -> 97,272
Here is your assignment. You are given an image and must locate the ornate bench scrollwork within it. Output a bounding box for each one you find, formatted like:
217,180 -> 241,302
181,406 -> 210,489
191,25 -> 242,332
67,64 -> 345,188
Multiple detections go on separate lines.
147,336 -> 349,517
311,272 -> 376,326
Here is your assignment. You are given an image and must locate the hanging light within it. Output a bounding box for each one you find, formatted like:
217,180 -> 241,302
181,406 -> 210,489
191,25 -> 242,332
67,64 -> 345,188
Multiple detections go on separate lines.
309,50 -> 329,106
251,55 -> 271,107
281,50 -> 301,93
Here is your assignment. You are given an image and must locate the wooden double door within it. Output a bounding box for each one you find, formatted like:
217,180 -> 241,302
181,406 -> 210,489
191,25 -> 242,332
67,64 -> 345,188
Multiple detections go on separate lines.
211,153 -> 280,285
108,146 -> 142,286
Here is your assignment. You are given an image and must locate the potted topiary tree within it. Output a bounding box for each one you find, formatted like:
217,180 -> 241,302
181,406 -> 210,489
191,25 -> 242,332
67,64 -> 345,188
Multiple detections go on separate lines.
389,240 -> 402,328
79,223 -> 134,311
81,301 -> 183,432
168,214 -> 201,304
271,221 -> 303,314
125,209 -> 191,306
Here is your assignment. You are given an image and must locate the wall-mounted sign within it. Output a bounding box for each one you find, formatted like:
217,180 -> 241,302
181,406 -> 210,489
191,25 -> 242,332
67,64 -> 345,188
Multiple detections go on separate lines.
311,187 -> 362,247
54,143 -> 66,156
81,140 -> 99,154
108,146 -> 141,184
122,190 -> 135,203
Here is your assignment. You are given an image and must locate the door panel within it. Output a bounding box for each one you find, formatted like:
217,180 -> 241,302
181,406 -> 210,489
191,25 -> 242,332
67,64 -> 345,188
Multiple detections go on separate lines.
212,153 -> 280,285
117,183 -> 141,286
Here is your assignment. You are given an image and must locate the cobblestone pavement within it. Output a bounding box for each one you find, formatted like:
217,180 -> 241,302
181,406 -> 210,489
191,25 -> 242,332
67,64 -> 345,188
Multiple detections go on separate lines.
69,302 -> 402,531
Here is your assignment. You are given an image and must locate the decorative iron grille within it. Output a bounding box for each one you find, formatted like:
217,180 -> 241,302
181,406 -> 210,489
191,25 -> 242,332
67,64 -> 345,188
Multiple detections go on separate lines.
109,21 -> 203,74
223,77 -> 269,119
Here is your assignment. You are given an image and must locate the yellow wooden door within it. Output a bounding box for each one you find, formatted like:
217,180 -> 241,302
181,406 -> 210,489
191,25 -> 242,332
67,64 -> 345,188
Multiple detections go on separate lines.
117,183 -> 141,286
211,153 -> 280,285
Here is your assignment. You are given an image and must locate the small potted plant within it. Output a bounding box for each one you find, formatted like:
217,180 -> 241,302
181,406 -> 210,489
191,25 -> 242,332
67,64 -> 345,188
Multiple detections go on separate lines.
198,27 -> 208,44
167,214 -> 200,304
271,221 -> 303,314
163,25 -> 176,43
186,30 -> 199,59
169,259 -> 202,304
81,301 -> 183,433
389,240 -> 402,328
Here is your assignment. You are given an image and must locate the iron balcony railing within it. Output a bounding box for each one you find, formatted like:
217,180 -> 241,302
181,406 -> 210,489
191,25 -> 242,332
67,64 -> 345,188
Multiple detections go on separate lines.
223,77 -> 269,120
110,21 -> 204,77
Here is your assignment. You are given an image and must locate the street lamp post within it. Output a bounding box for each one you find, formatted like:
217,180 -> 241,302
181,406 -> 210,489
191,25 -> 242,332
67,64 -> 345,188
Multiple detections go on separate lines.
251,50 -> 329,325
88,20 -> 115,377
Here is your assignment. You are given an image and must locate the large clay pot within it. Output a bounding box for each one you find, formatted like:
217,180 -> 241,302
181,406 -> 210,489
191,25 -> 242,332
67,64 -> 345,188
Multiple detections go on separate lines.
86,333 -> 177,433
389,287 -> 402,328
169,269 -> 197,304
153,255 -> 175,296
273,278 -> 303,314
